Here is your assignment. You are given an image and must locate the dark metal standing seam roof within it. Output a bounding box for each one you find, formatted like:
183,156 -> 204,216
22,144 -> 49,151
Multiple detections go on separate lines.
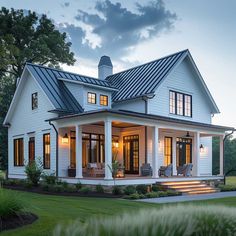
26,63 -> 116,114
106,50 -> 188,102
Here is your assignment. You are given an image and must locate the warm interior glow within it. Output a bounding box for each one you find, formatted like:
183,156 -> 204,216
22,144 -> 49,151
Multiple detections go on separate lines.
113,141 -> 119,148
62,133 -> 69,144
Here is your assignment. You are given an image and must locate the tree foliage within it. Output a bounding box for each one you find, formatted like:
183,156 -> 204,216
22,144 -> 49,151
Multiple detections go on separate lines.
0,7 -> 75,79
213,135 -> 236,176
0,7 -> 76,170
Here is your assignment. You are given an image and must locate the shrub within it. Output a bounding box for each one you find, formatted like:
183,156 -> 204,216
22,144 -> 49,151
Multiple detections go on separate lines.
42,172 -> 57,185
112,186 -> 122,195
41,183 -> 50,191
158,191 -> 168,197
136,185 -> 148,194
65,185 -> 77,193
54,205 -> 236,236
52,184 -> 65,193
23,180 -> 33,189
25,160 -> 43,186
145,191 -> 159,198
124,193 -> 140,200
95,184 -> 104,193
61,181 -> 68,189
219,184 -> 236,192
75,181 -> 82,190
80,186 -> 90,194
124,185 -> 136,195
151,185 -> 164,192
0,189 -> 24,217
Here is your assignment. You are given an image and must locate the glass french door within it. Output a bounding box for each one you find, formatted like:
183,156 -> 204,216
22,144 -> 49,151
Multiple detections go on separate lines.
28,137 -> 35,164
123,135 -> 139,174
176,138 -> 192,167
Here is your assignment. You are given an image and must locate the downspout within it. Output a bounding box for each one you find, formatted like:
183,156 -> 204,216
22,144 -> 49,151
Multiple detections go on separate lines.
142,95 -> 155,164
49,121 -> 59,177
223,130 -> 235,184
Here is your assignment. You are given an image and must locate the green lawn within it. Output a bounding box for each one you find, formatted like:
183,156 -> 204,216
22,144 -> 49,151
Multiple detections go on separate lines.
226,176 -> 236,185
1,189 -> 236,236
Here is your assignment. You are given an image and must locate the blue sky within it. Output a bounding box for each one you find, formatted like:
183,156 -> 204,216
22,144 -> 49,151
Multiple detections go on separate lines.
1,0 -> 236,129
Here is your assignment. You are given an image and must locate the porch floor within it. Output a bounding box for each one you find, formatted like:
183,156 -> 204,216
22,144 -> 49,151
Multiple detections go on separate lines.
61,175 -> 223,186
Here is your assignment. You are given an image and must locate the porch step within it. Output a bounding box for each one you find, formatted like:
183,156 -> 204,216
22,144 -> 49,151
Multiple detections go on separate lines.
158,180 -> 218,195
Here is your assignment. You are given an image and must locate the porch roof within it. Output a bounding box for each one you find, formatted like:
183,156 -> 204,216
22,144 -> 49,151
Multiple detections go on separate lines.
46,109 -> 235,132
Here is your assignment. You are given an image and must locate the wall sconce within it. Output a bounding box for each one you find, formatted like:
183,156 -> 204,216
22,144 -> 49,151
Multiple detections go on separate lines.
200,144 -> 204,152
62,133 -> 69,144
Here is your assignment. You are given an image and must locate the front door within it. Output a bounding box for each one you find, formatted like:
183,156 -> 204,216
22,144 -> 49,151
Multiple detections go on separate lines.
28,137 -> 35,164
123,135 -> 139,174
176,138 -> 192,167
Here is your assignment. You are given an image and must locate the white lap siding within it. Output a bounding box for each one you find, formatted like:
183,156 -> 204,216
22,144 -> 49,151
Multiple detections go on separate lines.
199,137 -> 212,176
148,57 -> 212,124
8,72 -> 57,178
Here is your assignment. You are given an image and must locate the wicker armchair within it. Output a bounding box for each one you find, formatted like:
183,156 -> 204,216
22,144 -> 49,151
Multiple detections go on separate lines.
158,164 -> 173,177
140,163 -> 153,176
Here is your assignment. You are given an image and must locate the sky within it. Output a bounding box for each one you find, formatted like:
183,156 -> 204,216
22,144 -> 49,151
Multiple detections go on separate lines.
1,0 -> 236,129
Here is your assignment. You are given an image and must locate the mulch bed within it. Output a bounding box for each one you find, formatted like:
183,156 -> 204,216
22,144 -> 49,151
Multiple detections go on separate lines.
0,213 -> 38,232
3,185 -> 122,198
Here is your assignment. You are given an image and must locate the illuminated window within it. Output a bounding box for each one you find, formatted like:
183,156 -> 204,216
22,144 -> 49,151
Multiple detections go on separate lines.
169,91 -> 192,117
100,95 -> 108,106
14,138 -> 24,166
164,137 -> 172,165
43,133 -> 50,169
87,92 -> 96,104
32,92 -> 38,110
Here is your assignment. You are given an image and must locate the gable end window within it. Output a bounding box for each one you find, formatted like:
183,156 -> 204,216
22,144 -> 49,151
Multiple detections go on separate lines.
32,92 -> 38,110
14,138 -> 24,166
87,92 -> 96,104
43,133 -> 50,169
100,95 -> 108,106
169,91 -> 192,117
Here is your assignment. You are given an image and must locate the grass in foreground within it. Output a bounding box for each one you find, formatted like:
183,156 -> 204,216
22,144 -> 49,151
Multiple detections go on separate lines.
1,189 -> 236,236
55,205 -> 236,236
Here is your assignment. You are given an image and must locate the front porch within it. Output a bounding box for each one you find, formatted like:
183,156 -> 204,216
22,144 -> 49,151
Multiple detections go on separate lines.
52,110 -> 225,185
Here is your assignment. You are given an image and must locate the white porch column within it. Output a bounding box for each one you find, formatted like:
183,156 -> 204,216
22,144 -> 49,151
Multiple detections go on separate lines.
194,131 -> 200,176
219,135 -> 224,176
104,119 -> 113,180
75,125 -> 83,178
172,137 -> 177,175
152,125 -> 159,178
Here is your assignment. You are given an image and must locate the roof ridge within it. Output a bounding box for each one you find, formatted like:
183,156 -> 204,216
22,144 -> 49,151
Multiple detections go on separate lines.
26,62 -> 110,83
106,49 -> 189,80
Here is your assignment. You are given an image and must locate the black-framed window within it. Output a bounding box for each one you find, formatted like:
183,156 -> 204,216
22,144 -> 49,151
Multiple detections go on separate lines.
32,92 -> 38,110
169,90 -> 192,117
87,92 -> 96,104
100,95 -> 108,106
43,133 -> 50,169
14,138 -> 24,166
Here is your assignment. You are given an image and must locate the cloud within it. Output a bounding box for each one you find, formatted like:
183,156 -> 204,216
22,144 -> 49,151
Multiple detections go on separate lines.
59,0 -> 177,62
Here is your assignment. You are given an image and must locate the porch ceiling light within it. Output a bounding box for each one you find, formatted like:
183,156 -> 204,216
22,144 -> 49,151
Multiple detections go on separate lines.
113,141 -> 119,148
62,133 -> 69,144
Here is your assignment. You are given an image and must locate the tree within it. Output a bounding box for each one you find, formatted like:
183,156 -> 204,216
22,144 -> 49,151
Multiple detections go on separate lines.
0,7 -> 75,80
213,135 -> 236,176
0,7 -> 76,170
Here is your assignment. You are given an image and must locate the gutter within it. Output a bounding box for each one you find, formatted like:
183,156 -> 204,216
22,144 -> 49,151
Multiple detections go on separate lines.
48,121 -> 59,177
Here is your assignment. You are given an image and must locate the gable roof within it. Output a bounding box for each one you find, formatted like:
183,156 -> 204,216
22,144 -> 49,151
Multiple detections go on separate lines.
106,49 -> 220,114
26,63 -> 84,113
106,49 -> 187,102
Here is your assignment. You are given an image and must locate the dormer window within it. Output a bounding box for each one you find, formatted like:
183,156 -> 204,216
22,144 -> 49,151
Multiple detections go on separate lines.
169,90 -> 192,117
87,92 -> 96,104
100,95 -> 108,106
32,92 -> 38,110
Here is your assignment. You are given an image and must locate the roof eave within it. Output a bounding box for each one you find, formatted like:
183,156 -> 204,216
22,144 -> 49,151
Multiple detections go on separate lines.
58,77 -> 118,92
